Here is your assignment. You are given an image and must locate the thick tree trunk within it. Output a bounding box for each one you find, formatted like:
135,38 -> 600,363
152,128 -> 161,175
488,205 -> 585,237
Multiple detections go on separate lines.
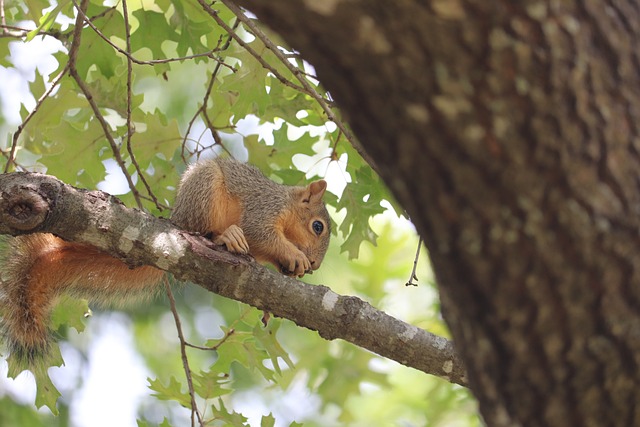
234,1 -> 640,425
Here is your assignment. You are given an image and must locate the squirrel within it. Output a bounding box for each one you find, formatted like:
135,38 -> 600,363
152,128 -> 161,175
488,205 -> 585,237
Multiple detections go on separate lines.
0,157 -> 331,368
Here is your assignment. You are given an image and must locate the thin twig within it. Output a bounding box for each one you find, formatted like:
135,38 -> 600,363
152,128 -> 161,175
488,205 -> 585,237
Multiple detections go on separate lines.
88,5 -> 117,22
0,24 -> 65,40
329,129 -> 343,162
4,64 -> 69,172
185,327 -> 236,351
121,0 -> 161,211
121,0 -> 135,202
197,0 -> 308,94
201,109 -> 232,155
165,279 -> 204,427
182,19 -> 240,162
185,306 -> 250,352
67,71 -> 143,204
69,0 -> 142,207
0,0 -> 6,34
406,237 -> 422,287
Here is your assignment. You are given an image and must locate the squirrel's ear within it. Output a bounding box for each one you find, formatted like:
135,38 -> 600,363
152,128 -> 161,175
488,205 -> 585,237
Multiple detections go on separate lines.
304,180 -> 327,203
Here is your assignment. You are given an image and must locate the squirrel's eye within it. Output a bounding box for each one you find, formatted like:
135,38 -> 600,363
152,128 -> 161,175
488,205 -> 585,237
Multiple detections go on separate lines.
312,220 -> 324,235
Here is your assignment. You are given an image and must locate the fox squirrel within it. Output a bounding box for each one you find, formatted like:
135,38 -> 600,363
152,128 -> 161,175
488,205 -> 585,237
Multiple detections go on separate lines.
0,157 -> 331,367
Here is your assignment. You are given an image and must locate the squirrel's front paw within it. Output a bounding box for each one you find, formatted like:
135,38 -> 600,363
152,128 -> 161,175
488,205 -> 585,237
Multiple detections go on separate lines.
280,249 -> 311,278
213,225 -> 250,254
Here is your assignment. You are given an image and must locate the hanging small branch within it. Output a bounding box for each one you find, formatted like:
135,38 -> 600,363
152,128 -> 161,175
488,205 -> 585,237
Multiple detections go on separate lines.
406,237 -> 422,287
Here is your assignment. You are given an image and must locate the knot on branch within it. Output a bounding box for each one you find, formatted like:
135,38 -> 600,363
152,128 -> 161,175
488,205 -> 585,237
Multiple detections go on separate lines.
1,188 -> 50,231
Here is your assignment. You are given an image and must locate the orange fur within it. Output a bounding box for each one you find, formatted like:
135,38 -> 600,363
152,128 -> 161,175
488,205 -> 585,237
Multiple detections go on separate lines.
253,210 -> 302,268
207,172 -> 242,235
279,209 -> 309,251
0,234 -> 164,366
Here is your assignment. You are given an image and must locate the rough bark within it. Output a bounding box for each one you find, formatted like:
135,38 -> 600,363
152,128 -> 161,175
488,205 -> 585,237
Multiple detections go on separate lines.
232,1 -> 640,426
0,172 -> 466,385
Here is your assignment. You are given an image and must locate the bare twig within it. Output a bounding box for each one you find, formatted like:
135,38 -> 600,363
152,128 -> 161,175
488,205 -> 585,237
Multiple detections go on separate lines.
121,0 -> 161,211
184,327 -> 235,351
184,307 -> 250,351
182,19 -> 240,162
201,110 -> 232,155
0,24 -> 65,40
69,0 -> 143,207
406,237 -> 422,287
0,0 -> 6,34
87,5 -> 117,22
197,0 -> 307,94
165,279 -> 204,427
4,64 -> 69,173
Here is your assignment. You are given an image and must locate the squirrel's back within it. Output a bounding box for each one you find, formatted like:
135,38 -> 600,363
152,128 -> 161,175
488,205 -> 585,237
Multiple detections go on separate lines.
172,157 -> 331,273
172,158 -> 286,234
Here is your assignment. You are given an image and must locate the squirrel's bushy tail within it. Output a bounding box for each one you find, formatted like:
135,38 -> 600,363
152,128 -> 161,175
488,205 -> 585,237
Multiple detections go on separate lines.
0,234 -> 164,367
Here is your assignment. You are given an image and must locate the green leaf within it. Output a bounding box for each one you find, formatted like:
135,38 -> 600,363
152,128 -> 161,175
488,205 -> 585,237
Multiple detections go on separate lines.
245,124 -> 317,175
148,376 -> 191,408
311,346 -> 389,409
0,38 -> 12,67
23,0 -> 52,26
50,296 -> 89,333
16,77 -> 111,187
34,371 -> 61,415
130,10 -> 179,60
130,110 -> 182,161
219,42 -> 271,118
5,340 -> 63,414
336,167 -> 386,258
20,77 -> 82,137
138,418 -> 173,427
208,331 -> 261,374
83,75 -> 143,117
271,168 -> 307,186
204,84 -> 236,127
175,18 -> 213,57
261,414 -> 276,427
207,325 -> 277,382
6,341 -> 63,386
74,10 -> 126,80
263,82 -> 314,126
243,134 -> 277,172
192,370 -> 232,400
211,399 -> 248,427
26,0 -> 68,42
28,70 -> 47,102
252,320 -> 294,375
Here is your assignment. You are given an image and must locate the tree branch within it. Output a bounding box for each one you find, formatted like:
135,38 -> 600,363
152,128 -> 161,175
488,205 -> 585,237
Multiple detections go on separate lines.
0,172 -> 466,386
